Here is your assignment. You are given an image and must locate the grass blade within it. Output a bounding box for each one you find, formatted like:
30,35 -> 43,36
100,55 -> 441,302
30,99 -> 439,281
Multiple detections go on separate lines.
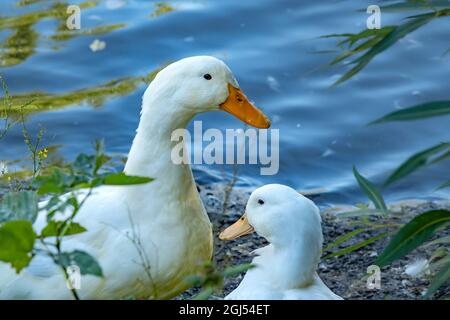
376,210 -> 450,267
384,143 -> 450,186
371,101 -> 450,124
336,209 -> 386,218
222,263 -> 254,278
323,228 -> 367,252
322,232 -> 391,260
426,235 -> 450,247
424,255 -> 450,298
353,166 -> 387,211
193,287 -> 214,300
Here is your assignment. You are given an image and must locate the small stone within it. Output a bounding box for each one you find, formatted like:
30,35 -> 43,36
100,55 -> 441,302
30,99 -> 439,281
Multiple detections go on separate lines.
401,279 -> 411,287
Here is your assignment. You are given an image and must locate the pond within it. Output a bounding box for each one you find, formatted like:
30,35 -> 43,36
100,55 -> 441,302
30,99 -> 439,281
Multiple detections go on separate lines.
1,0 -> 449,206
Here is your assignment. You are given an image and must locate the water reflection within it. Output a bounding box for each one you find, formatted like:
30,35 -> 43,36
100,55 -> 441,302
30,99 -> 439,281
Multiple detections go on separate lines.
150,2 -> 175,18
4,67 -> 163,113
0,1 -> 97,67
0,24 -> 38,67
0,1 -> 174,67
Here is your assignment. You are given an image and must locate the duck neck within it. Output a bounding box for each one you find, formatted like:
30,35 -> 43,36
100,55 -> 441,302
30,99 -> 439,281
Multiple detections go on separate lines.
124,95 -> 194,178
264,227 -> 322,288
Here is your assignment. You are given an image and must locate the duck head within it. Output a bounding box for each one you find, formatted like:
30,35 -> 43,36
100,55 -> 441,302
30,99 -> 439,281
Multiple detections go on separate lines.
219,184 -> 322,247
142,56 -> 271,129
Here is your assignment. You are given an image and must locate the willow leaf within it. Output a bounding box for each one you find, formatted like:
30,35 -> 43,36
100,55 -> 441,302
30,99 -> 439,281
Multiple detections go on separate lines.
376,210 -> 450,267
384,143 -> 450,186
371,101 -> 450,124
323,228 -> 367,252
353,166 -> 387,211
334,12 -> 436,86
322,232 -> 391,260
425,256 -> 450,298
336,209 -> 386,218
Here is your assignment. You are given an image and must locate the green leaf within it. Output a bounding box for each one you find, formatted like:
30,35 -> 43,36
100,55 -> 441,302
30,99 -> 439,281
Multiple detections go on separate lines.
40,221 -> 87,238
0,220 -> 36,273
378,1 -> 450,12
193,287 -> 214,300
384,143 -> 450,186
371,101 -> 450,124
73,153 -> 96,175
353,166 -> 387,211
437,180 -> 450,190
425,256 -> 450,298
183,275 -> 203,287
103,172 -> 153,185
333,12 -> 438,86
222,263 -> 254,278
431,150 -> 450,165
336,209 -> 386,218
376,210 -> 450,267
0,191 -> 38,223
426,235 -> 450,247
323,228 -> 368,252
34,167 -> 76,195
322,232 -> 391,260
57,250 -> 103,277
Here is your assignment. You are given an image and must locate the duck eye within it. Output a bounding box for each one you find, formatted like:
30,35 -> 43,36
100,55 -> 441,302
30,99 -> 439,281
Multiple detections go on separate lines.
257,199 -> 264,205
203,74 -> 212,80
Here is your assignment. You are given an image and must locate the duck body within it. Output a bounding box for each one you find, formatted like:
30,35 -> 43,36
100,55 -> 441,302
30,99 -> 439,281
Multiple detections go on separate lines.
220,184 -> 342,300
226,247 -> 341,300
0,125 -> 212,299
0,56 -> 270,299
0,181 -> 212,299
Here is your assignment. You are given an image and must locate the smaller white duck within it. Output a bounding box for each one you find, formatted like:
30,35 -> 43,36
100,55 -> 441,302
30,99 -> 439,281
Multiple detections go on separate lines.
219,184 -> 342,300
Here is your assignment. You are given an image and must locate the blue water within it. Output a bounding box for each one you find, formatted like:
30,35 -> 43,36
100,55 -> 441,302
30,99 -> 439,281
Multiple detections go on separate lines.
1,0 -> 450,206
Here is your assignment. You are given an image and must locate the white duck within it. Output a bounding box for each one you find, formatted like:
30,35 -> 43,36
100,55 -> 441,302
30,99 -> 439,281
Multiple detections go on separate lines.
0,56 -> 270,299
220,184 -> 342,300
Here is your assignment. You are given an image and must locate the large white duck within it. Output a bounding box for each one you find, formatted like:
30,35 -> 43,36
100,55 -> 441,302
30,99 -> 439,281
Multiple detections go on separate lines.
0,56 -> 270,299
220,184 -> 342,300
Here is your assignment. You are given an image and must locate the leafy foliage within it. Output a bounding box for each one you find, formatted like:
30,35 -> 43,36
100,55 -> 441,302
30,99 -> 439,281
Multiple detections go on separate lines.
323,2 -> 450,298
0,191 -> 38,223
376,210 -> 450,267
370,101 -> 450,124
384,143 -> 450,187
40,221 -> 87,238
57,250 -> 103,277
185,262 -> 254,300
0,141 -> 153,298
353,166 -> 388,212
425,255 -> 450,298
0,220 -> 36,272
324,5 -> 450,86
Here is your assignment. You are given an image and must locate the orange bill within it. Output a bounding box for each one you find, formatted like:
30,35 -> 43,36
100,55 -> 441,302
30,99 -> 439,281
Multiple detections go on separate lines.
219,214 -> 255,241
220,84 -> 271,129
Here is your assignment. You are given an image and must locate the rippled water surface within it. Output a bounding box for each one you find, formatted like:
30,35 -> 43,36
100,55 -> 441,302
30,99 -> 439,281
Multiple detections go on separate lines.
1,0 -> 450,205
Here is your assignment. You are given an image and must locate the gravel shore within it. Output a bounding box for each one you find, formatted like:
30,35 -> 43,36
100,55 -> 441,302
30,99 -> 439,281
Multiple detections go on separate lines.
177,184 -> 450,300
